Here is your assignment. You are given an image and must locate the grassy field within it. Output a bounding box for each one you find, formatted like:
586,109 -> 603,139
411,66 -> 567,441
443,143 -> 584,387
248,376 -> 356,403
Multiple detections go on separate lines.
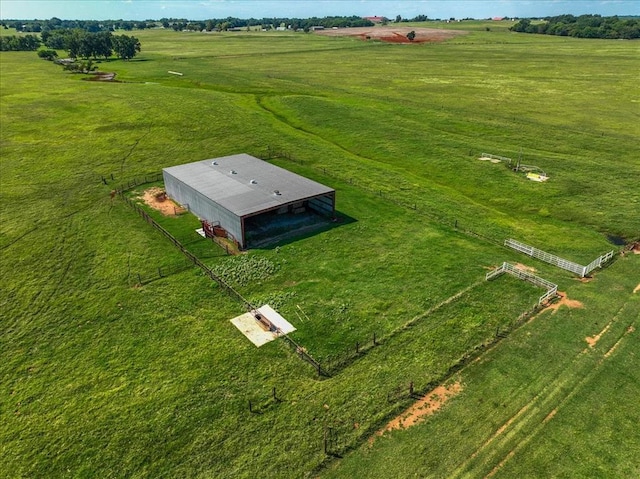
1,23 -> 639,478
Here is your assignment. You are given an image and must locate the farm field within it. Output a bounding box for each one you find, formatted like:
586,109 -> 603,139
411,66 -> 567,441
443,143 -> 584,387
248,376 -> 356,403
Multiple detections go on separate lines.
1,23 -> 639,478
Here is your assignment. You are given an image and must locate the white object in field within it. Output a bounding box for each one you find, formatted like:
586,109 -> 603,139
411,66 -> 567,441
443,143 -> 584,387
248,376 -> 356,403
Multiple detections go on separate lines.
230,304 -> 296,347
526,172 -> 549,182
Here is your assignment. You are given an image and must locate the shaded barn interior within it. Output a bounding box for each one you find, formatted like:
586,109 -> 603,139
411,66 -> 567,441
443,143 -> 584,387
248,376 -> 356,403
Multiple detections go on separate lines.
163,154 -> 335,249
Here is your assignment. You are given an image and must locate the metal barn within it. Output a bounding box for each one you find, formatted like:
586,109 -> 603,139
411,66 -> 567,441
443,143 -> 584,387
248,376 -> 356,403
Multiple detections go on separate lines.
163,154 -> 335,249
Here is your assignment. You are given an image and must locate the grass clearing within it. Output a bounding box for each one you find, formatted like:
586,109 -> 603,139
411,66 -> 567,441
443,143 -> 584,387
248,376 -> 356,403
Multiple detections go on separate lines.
1,23 -> 638,477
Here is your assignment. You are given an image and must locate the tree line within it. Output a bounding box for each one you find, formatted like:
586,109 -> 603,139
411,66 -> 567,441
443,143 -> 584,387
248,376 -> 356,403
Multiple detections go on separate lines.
2,15 -> 377,34
1,17 -> 154,33
0,34 -> 41,51
42,30 -> 141,59
163,15 -> 375,32
511,14 -> 640,39
0,29 -> 140,60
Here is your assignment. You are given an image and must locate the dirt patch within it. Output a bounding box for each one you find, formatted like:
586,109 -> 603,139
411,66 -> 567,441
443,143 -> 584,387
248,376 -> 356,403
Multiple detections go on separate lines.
487,450 -> 516,478
84,72 -> 119,82
315,26 -> 465,44
140,187 -> 186,216
586,323 -> 611,348
578,276 -> 594,283
371,381 -> 462,444
634,283 -> 640,294
540,291 -> 584,315
543,409 -> 557,423
514,263 -> 536,273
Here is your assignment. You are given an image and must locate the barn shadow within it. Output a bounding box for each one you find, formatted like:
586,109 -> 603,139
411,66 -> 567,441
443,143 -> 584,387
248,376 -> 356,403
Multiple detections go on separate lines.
246,209 -> 356,250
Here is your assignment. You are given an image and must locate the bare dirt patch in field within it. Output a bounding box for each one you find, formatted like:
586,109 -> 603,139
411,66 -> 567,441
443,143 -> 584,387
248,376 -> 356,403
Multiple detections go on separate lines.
315,26 -> 465,44
541,292 -> 584,315
514,263 -> 536,273
634,283 -> 640,294
141,187 -> 185,216
543,409 -> 558,423
371,381 -> 462,444
586,323 -> 611,348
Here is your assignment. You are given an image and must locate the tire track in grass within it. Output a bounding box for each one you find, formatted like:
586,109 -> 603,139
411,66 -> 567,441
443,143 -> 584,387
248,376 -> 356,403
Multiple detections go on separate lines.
483,316 -> 636,479
450,302 -> 633,479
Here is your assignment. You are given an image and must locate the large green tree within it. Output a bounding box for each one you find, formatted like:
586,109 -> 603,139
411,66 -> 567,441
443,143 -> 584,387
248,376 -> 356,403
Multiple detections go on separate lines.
112,34 -> 141,60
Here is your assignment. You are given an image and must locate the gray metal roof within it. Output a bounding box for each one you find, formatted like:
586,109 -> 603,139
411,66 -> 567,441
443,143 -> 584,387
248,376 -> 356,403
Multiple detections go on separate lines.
163,154 -> 334,217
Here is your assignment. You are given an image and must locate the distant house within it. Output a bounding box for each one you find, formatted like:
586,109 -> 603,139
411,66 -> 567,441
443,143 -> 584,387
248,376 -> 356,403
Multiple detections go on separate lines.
310,25 -> 325,31
492,17 -> 506,21
163,154 -> 335,249
364,16 -> 385,23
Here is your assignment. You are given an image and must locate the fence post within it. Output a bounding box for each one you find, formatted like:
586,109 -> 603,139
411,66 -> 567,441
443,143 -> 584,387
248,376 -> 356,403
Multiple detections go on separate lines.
158,267 -> 162,277
409,381 -> 414,396
355,342 -> 359,354
137,273 -> 142,285
373,332 -> 377,346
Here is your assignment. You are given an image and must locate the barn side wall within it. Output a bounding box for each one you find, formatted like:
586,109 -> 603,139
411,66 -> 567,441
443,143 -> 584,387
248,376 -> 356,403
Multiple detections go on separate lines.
163,170 -> 244,247
308,192 -> 335,216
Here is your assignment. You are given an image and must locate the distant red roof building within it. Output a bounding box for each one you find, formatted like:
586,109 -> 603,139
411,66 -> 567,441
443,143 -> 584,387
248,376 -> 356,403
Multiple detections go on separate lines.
364,16 -> 385,23
492,17 -> 506,21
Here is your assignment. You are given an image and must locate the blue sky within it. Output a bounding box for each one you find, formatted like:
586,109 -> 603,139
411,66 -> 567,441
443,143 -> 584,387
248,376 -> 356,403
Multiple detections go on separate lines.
1,0 -> 638,21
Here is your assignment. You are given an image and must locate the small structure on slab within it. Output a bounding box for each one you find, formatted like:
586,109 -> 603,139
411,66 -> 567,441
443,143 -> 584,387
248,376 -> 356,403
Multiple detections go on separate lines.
230,304 -> 296,347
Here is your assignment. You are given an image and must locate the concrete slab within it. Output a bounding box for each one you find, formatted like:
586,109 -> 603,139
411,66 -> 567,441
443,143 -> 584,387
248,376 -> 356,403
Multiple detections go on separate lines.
230,312 -> 275,347
230,304 -> 296,347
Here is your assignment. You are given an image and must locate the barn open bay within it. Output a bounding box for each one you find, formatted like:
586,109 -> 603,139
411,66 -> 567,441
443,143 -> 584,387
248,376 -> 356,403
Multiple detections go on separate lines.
1,24 -> 639,478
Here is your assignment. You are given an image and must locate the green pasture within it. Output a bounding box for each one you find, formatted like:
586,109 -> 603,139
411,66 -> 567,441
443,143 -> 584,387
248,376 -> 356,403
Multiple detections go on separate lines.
325,253 -> 640,479
1,24 -> 638,478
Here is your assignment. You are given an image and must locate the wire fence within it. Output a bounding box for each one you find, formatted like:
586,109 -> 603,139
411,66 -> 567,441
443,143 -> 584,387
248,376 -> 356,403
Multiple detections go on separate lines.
265,149 -> 504,248
132,259 -> 197,286
110,166 -> 566,458
116,183 -> 328,376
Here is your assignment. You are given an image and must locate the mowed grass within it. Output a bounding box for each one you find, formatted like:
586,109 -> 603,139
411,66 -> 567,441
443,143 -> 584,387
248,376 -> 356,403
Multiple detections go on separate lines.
1,24 -> 639,478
